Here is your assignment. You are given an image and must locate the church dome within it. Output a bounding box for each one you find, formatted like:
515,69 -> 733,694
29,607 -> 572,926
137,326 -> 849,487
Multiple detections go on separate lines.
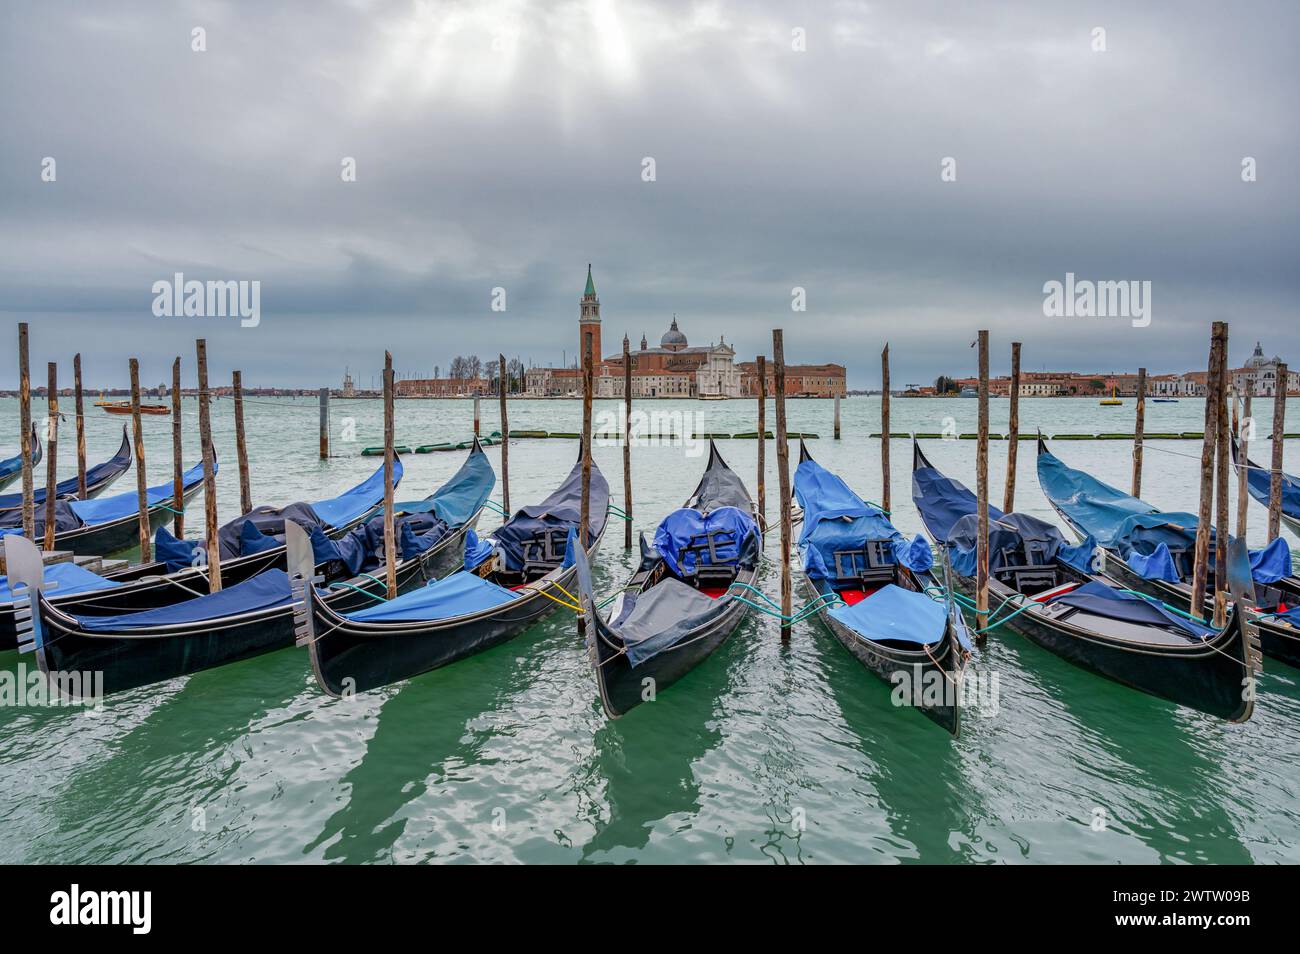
660,317 -> 687,351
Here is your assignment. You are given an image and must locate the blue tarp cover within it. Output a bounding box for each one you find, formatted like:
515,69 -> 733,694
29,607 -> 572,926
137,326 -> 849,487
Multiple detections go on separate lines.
828,583 -> 947,646
154,526 -> 199,572
912,457 -> 1006,543
344,570 -> 519,623
1051,581 -> 1217,640
1243,453 -> 1300,519
796,457 -> 932,582
70,460 -> 208,526
311,459 -> 404,529
0,561 -> 123,604
493,457 -> 609,572
946,512 -> 1096,578
1037,449 -> 1155,546
653,506 -> 759,577
1126,543 -> 1181,582
75,569 -> 293,631
1042,449 -> 1292,585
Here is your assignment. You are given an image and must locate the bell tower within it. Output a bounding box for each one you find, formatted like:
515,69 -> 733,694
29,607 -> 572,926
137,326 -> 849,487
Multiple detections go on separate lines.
579,264 -> 602,370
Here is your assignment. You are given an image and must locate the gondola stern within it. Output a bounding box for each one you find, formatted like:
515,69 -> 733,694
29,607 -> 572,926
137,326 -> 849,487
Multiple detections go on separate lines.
2,533 -> 51,655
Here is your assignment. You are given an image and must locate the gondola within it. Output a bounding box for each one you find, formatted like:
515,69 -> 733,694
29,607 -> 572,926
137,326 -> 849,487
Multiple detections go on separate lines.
0,423 -> 41,492
4,444 -> 494,697
0,426 -> 132,512
0,456 -> 406,651
915,441 -> 1258,720
1039,435 -> 1300,669
0,455 -> 207,557
794,442 -> 969,735
573,441 -> 761,719
296,452 -> 610,697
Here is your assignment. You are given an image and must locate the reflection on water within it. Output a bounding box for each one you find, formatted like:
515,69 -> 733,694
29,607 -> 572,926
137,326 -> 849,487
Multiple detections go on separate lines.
1,396 -> 1298,863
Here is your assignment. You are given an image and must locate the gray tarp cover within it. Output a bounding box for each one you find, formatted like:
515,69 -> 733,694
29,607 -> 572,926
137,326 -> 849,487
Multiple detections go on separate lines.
612,579 -> 723,666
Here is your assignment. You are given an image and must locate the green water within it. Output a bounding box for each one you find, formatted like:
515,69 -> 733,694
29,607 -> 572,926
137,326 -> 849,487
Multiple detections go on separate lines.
2,395 -> 1299,864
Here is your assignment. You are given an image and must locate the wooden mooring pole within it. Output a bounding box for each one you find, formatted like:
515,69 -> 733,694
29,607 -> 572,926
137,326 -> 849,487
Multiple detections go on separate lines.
129,358 -> 152,562
383,352 -> 397,597
1235,382 -> 1252,540
473,394 -> 481,438
499,354 -> 511,515
43,363 -> 58,552
833,392 -> 841,440
756,354 -> 767,530
233,370 -> 252,514
1213,328 -> 1231,628
774,330 -> 793,641
580,332 -> 594,549
622,336 -> 632,549
975,330 -> 990,634
319,387 -> 330,460
1268,363 -> 1288,543
196,339 -> 221,591
18,323 -> 35,541
1190,322 -> 1225,620
1132,367 -> 1147,498
171,358 -> 184,536
881,344 -> 891,514
73,353 -> 87,499
1003,342 -> 1021,513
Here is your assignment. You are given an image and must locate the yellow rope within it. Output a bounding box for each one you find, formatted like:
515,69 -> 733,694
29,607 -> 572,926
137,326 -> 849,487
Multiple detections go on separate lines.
522,581 -> 582,613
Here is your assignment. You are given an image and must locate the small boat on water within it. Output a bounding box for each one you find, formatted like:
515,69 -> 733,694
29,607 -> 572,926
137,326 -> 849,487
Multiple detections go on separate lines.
914,441 -> 1257,721
574,441 -> 761,718
959,386 -> 978,398
1037,436 -> 1300,670
296,451 -> 609,697
1099,386 -> 1122,406
0,424 -> 42,493
1232,438 -> 1300,539
0,426 -> 132,513
1153,398 -> 1179,403
795,442 -> 969,735
5,444 -> 493,697
95,393 -> 169,415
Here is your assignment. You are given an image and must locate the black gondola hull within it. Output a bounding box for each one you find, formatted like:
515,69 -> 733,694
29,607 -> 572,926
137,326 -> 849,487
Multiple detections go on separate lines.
590,587 -> 752,718
799,574 -> 963,735
28,515 -> 479,696
307,527 -> 603,697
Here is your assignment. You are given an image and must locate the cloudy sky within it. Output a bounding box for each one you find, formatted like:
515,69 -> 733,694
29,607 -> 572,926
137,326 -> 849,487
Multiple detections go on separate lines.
1,0 -> 1296,389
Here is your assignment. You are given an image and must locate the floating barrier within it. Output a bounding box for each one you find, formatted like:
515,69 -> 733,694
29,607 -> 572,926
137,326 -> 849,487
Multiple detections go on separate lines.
361,445 -> 411,456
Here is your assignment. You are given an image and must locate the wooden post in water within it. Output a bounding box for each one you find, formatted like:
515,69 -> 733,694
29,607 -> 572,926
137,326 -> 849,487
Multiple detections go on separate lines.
473,394 -> 481,438
43,363 -> 59,552
1268,362 -> 1288,542
498,354 -> 511,515
383,352 -> 397,597
580,332 -> 594,549
233,371 -> 252,515
881,344 -> 891,514
1190,323 -> 1225,620
756,355 -> 767,529
18,323 -> 35,541
171,358 -> 184,536
129,358 -> 152,562
1213,329 -> 1231,628
833,393 -> 841,440
622,335 -> 632,549
1235,382 -> 1252,540
975,330 -> 990,634
318,387 -> 330,459
1003,342 -> 1021,513
773,330 -> 793,641
73,353 -> 87,499
196,339 -> 221,591
1131,367 -> 1147,498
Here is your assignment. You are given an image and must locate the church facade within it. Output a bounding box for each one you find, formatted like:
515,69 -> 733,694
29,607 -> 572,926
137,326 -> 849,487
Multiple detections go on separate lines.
525,267 -> 744,399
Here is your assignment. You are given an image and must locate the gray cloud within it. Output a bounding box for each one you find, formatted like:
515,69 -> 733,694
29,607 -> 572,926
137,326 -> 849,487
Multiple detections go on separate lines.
1,0 -> 1296,389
